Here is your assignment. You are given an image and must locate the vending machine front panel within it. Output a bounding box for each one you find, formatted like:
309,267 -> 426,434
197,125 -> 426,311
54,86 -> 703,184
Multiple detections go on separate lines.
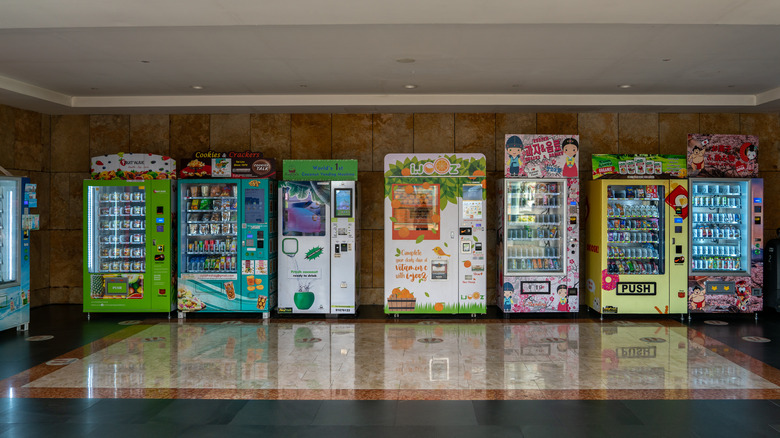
690,179 -> 750,276
0,178 -> 21,288
606,183 -> 666,277
503,179 -> 566,276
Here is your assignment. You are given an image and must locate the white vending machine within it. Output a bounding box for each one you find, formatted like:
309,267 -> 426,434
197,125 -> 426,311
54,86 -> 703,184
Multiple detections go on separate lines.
277,160 -> 359,315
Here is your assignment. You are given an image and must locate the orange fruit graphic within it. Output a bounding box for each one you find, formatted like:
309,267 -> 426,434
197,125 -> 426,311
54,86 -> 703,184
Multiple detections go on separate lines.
401,168 -> 411,176
433,158 -> 450,174
481,180 -> 487,188
463,260 -> 472,268
392,288 -> 401,295
423,162 -> 435,174
422,182 -> 430,190
473,170 -> 485,177
434,302 -> 444,312
404,185 -> 414,194
472,292 -> 480,299
391,199 -> 401,209
431,214 -> 440,222
398,227 -> 410,238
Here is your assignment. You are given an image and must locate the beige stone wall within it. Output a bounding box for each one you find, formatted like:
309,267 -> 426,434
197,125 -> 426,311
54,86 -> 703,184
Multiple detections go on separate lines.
1,106 -> 779,307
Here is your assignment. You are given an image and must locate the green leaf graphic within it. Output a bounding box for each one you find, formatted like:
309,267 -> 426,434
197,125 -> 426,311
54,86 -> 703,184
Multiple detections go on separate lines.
424,292 -> 430,297
305,246 -> 324,261
389,216 -> 397,223
443,242 -> 448,247
473,236 -> 479,242
415,235 -> 425,244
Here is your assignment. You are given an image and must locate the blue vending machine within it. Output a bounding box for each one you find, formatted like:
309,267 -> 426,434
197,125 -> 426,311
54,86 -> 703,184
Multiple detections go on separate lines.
177,152 -> 277,317
0,176 -> 31,332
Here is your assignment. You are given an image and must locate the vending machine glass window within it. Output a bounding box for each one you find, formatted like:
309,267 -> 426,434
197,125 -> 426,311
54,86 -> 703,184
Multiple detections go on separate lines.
181,182 -> 238,273
504,180 -> 565,275
87,186 -> 147,274
244,188 -> 266,224
690,180 -> 749,274
391,183 -> 440,240
606,184 -> 665,276
0,179 -> 20,285
282,184 -> 327,236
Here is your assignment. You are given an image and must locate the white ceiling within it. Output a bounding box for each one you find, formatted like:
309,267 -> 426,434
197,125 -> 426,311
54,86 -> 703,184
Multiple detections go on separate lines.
1,0 -> 780,114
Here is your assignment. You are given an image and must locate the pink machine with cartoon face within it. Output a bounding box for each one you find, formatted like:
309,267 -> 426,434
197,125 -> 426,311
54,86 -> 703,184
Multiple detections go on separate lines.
686,134 -> 764,315
498,135 -> 580,313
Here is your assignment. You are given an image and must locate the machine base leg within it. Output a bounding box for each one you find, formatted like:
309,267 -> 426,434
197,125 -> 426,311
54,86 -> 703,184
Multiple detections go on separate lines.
177,312 -> 186,320
16,323 -> 29,332
87,313 -> 91,321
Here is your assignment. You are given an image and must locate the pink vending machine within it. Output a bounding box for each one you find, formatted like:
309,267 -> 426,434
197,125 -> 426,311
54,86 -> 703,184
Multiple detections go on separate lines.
687,134 -> 763,315
497,134 -> 580,313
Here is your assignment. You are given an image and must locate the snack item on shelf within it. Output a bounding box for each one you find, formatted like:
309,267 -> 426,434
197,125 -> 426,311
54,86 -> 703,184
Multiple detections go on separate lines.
200,185 -> 210,197
199,199 -> 212,210
190,200 -> 199,210
213,199 -> 222,210
210,185 -> 221,197
221,186 -> 232,197
222,211 -> 231,221
199,224 -> 210,234
210,224 -> 221,234
222,224 -> 231,234
189,186 -> 199,197
211,212 -> 220,222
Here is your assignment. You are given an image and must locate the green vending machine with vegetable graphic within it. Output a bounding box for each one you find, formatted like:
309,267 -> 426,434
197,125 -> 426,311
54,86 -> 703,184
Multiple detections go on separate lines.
278,160 -> 359,314
384,154 -> 487,315
83,153 -> 177,314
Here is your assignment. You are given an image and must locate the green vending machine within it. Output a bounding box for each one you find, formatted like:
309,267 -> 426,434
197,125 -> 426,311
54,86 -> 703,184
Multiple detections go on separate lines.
83,153 -> 177,314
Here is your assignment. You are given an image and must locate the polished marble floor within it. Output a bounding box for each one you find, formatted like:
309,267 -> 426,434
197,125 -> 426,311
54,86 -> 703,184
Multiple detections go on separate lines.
2,305 -> 780,437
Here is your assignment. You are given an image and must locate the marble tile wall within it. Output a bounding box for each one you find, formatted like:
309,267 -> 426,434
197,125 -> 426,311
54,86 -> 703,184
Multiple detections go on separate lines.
1,105 -> 778,307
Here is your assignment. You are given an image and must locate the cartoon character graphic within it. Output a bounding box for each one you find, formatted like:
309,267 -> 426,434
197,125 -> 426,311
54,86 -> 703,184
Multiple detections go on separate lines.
432,247 -> 451,257
506,135 -> 524,177
689,284 -> 706,310
735,283 -> 751,312
689,138 -> 706,174
503,282 -> 514,312
561,138 -> 579,178
556,284 -> 569,312
740,143 -> 758,161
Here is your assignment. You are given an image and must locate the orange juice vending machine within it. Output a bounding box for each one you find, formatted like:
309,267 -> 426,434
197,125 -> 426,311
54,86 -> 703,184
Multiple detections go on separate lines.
686,134 -> 763,314
585,154 -> 689,315
384,154 -> 487,315
498,135 -> 580,313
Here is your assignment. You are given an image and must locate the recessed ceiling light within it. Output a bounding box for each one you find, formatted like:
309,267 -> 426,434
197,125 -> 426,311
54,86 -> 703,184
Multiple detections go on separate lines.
396,58 -> 416,63
140,60 -> 151,64
662,58 -> 671,62
618,84 -> 632,89
299,84 -> 308,88
404,84 -> 418,89
727,85 -> 736,88
191,85 -> 204,90
511,84 -> 520,88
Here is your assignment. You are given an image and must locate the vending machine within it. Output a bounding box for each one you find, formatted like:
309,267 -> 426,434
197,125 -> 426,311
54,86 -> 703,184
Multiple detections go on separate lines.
0,176 -> 31,332
383,153 -> 486,315
686,134 -> 763,314
498,135 -> 580,313
83,153 -> 177,313
585,154 -> 689,315
278,160 -> 359,315
177,151 -> 277,316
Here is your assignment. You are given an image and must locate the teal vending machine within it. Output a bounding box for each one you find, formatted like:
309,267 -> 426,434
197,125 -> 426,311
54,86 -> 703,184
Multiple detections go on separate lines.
177,152 -> 277,316
0,176 -> 31,332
